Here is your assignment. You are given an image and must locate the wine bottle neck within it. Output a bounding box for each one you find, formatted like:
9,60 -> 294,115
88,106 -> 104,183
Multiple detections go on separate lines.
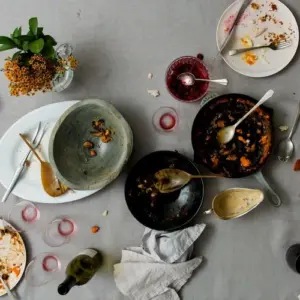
58,276 -> 76,295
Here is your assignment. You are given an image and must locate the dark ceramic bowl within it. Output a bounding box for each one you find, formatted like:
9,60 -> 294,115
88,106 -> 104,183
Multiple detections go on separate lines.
125,151 -> 204,231
49,99 -> 133,190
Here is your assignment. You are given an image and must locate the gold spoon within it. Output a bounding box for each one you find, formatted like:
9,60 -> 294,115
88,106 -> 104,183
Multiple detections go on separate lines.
154,168 -> 223,194
19,134 -> 68,197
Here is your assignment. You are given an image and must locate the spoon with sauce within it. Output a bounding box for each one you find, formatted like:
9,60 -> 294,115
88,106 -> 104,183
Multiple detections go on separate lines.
217,89 -> 274,144
154,168 -> 223,194
19,134 -> 68,197
203,188 -> 264,220
177,72 -> 228,86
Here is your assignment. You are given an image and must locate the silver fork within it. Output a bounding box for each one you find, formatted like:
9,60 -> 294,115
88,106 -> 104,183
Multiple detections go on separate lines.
1,122 -> 46,203
229,40 -> 292,56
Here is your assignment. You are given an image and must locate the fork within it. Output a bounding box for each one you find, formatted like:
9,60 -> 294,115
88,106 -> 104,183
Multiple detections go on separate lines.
1,122 -> 46,203
229,40 -> 292,56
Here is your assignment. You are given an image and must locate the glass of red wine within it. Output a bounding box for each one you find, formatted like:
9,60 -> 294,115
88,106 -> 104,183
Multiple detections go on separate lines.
165,55 -> 210,103
286,244 -> 300,273
43,216 -> 77,247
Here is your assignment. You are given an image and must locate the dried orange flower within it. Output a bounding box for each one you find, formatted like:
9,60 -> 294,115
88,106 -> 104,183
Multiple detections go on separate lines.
3,54 -> 78,96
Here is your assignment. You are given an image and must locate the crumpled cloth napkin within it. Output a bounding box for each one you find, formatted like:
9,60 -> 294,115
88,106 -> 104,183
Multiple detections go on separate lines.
114,224 -> 206,300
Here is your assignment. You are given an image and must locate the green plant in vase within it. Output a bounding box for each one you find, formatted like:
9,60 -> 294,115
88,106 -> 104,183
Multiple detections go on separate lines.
0,17 -> 78,96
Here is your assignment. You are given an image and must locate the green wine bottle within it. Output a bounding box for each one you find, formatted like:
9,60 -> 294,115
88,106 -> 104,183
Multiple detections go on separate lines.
57,248 -> 102,295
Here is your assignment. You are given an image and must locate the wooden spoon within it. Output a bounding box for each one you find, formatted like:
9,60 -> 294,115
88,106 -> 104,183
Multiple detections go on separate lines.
154,168 -> 223,194
19,134 -> 68,197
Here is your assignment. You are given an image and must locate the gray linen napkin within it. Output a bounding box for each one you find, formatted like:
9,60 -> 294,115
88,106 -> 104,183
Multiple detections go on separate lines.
114,224 -> 206,300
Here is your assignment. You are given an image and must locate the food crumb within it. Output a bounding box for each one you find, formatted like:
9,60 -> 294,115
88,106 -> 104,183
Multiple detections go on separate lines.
83,141 -> 94,149
91,225 -> 100,233
270,2 -> 278,11
102,210 -> 108,217
251,3 -> 260,10
148,73 -> 153,80
242,51 -> 258,65
147,89 -> 160,97
278,125 -> 289,132
25,160 -> 30,167
294,159 -> 300,171
90,150 -> 97,157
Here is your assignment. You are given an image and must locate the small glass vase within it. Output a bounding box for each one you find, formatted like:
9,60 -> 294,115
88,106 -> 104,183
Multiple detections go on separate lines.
52,43 -> 74,92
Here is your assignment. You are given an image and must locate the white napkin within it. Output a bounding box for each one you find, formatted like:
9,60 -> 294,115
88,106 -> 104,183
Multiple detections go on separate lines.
114,224 -> 206,300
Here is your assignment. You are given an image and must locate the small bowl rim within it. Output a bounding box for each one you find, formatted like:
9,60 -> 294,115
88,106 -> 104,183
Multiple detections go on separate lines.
48,99 -> 133,190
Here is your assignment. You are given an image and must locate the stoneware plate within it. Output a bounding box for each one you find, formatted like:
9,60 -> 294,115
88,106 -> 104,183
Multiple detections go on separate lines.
0,101 -> 100,203
49,99 -> 133,190
216,0 -> 299,77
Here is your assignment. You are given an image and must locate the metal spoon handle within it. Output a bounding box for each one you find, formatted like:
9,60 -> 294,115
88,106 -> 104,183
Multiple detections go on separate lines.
235,90 -> 274,128
195,78 -> 228,86
254,171 -> 281,207
288,99 -> 300,140
189,175 -> 224,179
229,45 -> 269,56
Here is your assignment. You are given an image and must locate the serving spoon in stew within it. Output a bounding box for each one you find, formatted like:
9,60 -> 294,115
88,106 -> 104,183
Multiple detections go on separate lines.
217,89 -> 274,144
154,168 -> 223,194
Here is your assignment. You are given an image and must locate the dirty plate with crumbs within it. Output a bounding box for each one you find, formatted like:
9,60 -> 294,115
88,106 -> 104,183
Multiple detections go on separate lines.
216,0 -> 299,77
0,221 -> 26,296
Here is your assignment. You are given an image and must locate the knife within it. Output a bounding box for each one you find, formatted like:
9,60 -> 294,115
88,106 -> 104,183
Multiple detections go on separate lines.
1,122 -> 42,203
219,0 -> 251,53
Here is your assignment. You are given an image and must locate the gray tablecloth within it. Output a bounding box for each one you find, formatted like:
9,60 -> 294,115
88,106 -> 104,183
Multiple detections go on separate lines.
1,0 -> 300,299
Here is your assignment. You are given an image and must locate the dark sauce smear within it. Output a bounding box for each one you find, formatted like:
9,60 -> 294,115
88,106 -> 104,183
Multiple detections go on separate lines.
193,97 -> 272,177
166,56 -> 209,102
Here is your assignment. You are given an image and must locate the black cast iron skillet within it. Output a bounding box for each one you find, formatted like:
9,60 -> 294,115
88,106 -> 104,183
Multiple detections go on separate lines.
125,151 -> 204,231
191,94 -> 281,207
192,93 -> 273,178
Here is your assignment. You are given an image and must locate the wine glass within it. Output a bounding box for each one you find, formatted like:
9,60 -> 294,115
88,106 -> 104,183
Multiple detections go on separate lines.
25,252 -> 61,286
152,107 -> 178,134
43,216 -> 77,247
7,201 -> 40,232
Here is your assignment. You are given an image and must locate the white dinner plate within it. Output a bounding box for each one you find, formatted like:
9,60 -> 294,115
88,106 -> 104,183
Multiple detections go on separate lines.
216,0 -> 299,77
0,101 -> 99,204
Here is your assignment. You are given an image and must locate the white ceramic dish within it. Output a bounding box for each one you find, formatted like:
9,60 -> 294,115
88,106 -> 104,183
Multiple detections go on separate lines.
0,101 -> 99,204
216,0 -> 299,77
0,220 -> 26,296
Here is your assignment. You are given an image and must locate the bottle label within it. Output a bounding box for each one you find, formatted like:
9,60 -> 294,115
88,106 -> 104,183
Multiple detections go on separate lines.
78,249 -> 97,258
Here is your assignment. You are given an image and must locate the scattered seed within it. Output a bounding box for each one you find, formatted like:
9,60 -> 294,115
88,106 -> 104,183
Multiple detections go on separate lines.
148,73 -> 153,79
102,210 -> 108,217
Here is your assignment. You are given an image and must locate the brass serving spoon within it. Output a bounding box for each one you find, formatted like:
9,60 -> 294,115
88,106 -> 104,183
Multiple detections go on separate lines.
154,168 -> 223,194
19,134 -> 68,197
